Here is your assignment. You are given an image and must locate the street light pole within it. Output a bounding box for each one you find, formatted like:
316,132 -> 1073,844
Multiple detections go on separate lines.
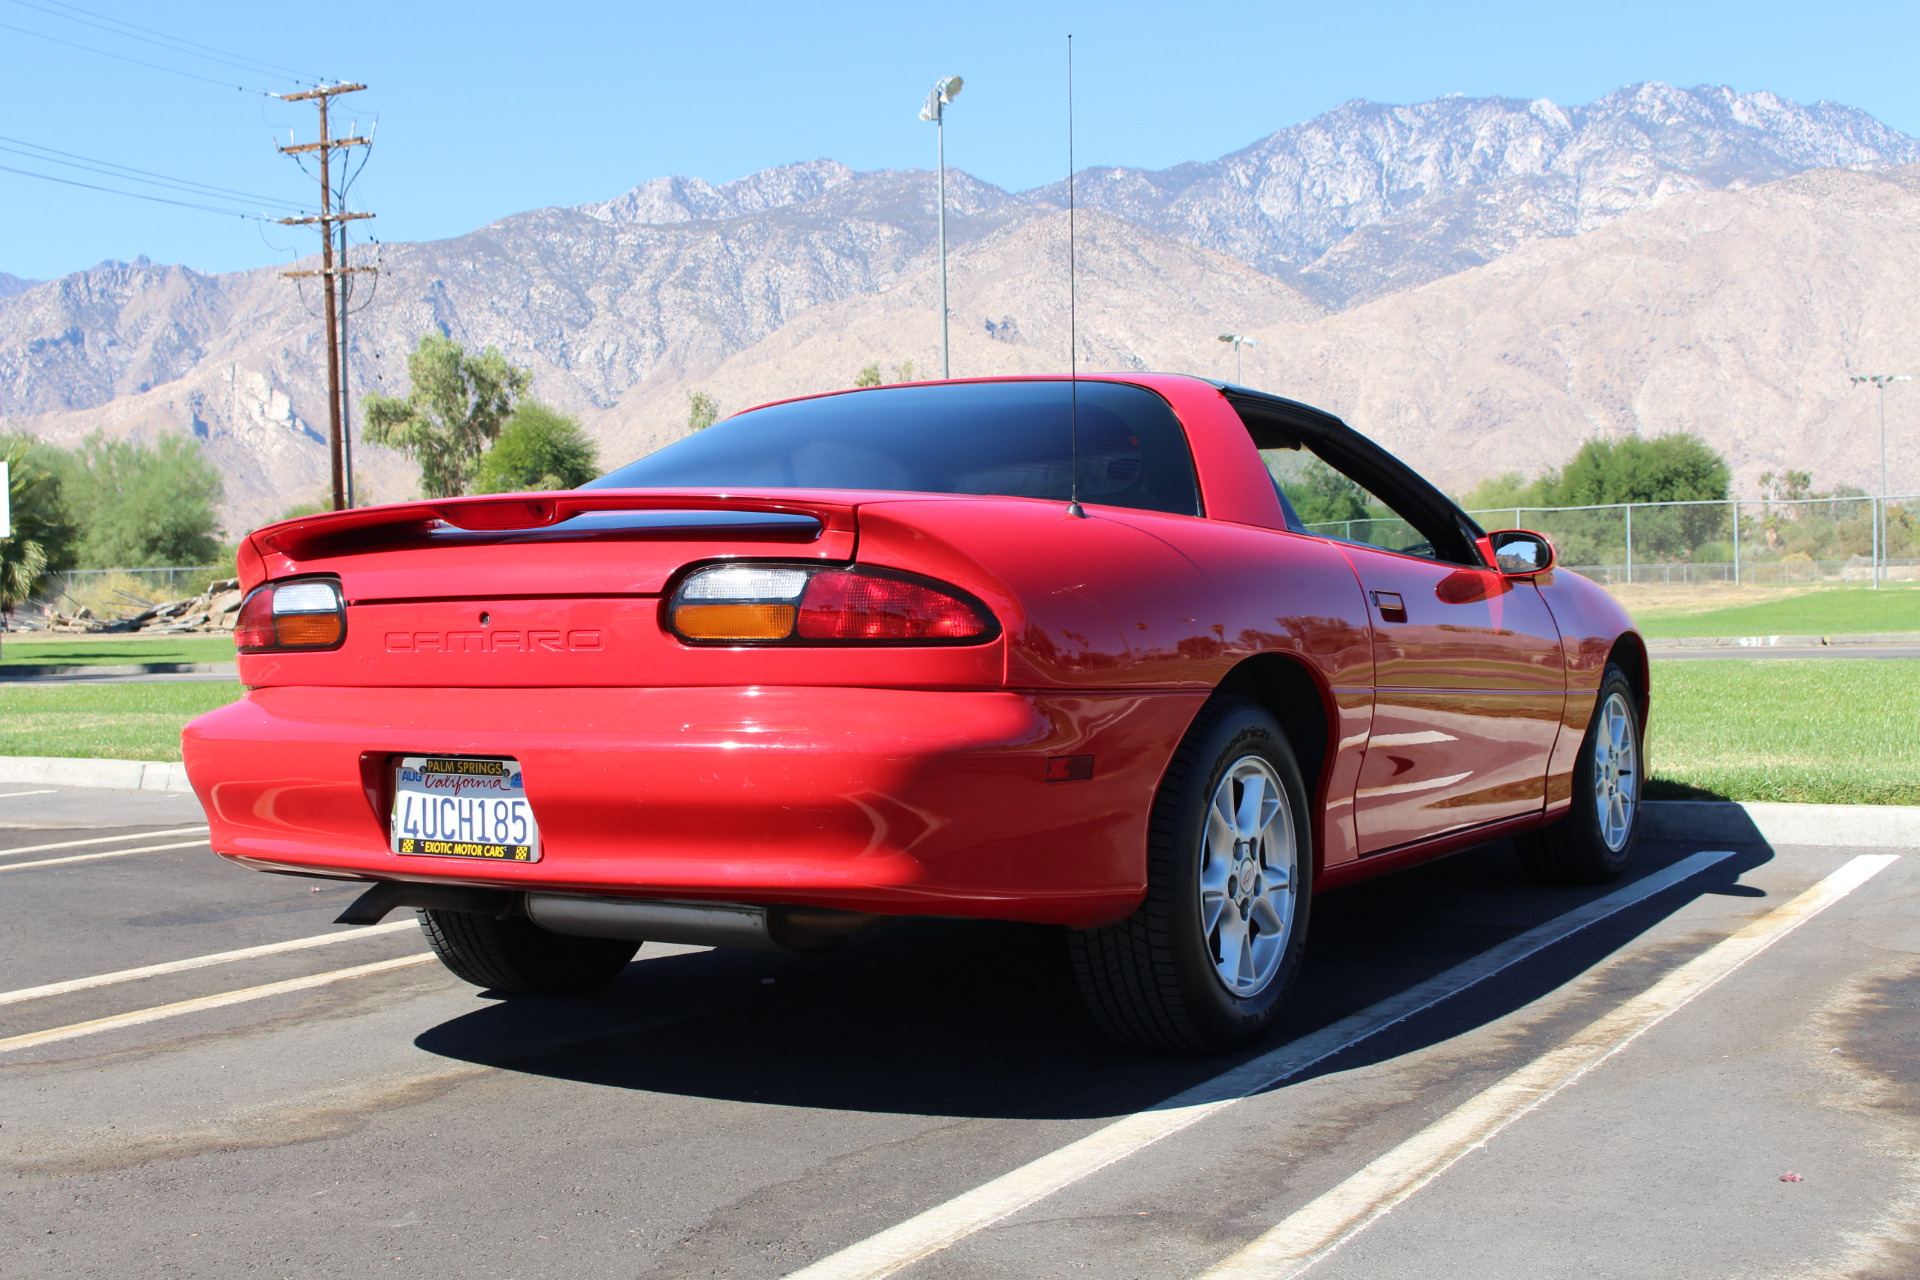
1851,373 -> 1910,588
920,75 -> 963,379
1218,333 -> 1257,384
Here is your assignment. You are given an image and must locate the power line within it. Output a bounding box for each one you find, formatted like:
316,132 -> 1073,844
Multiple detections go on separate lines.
0,136 -> 311,211
0,18 -> 278,94
0,162 -> 280,220
3,0 -> 330,84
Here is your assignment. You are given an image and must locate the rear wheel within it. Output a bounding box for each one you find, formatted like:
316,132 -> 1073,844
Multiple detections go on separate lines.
1515,664 -> 1642,885
1070,698 -> 1312,1052
416,908 -> 639,994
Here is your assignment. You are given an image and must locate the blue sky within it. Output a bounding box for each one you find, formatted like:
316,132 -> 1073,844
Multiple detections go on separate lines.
3,0 -> 1917,281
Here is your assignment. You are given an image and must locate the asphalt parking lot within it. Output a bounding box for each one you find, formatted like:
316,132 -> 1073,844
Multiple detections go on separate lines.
2,784 -> 1914,1280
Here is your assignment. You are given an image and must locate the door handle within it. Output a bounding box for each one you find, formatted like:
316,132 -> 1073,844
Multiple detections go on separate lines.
1371,591 -> 1407,622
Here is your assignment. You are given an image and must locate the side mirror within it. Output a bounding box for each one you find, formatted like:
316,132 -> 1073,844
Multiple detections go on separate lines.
1485,529 -> 1555,576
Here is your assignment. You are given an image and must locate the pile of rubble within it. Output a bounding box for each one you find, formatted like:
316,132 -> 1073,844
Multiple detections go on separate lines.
37,579 -> 245,634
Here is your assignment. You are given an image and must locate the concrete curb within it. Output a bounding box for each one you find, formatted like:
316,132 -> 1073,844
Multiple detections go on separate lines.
1639,801 -> 1918,848
0,662 -> 237,681
0,756 -> 193,793
1645,632 -> 1920,649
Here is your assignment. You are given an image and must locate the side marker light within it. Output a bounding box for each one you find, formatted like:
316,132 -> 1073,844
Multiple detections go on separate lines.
1046,755 -> 1095,782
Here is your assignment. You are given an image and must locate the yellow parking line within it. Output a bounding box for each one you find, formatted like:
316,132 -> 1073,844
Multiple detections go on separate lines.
0,954 -> 439,1054
0,839 -> 210,873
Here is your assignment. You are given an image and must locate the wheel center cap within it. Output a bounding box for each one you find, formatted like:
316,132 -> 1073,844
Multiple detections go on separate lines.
1239,864 -> 1258,895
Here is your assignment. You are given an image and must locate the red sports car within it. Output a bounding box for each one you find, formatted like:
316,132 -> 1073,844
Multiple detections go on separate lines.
183,374 -> 1646,1052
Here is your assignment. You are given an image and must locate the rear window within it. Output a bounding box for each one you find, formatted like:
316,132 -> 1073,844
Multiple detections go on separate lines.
588,380 -> 1202,516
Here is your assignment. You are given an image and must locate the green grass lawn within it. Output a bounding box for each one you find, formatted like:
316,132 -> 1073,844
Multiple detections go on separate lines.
0,635 -> 236,667
1631,586 -> 1920,639
1643,659 -> 1920,805
0,682 -> 244,761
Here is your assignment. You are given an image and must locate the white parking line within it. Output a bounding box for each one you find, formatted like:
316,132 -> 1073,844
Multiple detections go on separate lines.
0,920 -> 419,1007
0,954 -> 439,1054
0,789 -> 57,799
0,825 -> 208,858
781,849 -> 1740,1280
0,839 -> 210,873
1195,853 -> 1899,1280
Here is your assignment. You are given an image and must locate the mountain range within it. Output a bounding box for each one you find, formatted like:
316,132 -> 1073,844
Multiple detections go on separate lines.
2,81 -> 1917,533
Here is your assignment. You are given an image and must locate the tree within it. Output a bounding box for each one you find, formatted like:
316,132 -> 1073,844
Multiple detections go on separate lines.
1457,471 -> 1545,512
1460,434 -> 1732,512
362,334 -> 531,498
1,434 -> 78,638
1544,433 -> 1730,507
1758,469 -> 1814,502
853,363 -> 882,388
1283,460 -> 1371,525
57,431 -> 223,567
473,403 -> 599,493
686,391 -> 720,432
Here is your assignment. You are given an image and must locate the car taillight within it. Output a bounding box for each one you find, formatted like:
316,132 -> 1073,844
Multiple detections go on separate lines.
234,579 -> 346,651
796,571 -> 987,640
667,564 -> 994,645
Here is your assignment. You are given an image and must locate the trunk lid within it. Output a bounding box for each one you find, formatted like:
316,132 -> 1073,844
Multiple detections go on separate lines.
230,490 -> 997,690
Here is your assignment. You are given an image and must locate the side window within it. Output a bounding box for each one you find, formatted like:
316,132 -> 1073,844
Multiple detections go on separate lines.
1260,448 -> 1441,562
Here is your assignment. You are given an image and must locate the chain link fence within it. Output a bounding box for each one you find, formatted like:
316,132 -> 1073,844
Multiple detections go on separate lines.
14,566 -> 230,626
1306,496 -> 1920,586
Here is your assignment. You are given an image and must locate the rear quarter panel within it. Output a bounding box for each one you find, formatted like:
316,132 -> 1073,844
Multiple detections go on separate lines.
855,497 -> 1376,867
1533,569 -> 1643,814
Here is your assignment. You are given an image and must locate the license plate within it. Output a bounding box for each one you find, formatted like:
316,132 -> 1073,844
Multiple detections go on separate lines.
390,756 -> 540,862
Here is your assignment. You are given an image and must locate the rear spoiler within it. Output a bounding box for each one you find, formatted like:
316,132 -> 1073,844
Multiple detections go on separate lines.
238,491 -> 857,591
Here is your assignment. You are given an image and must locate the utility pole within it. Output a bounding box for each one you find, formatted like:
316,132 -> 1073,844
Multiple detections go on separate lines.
278,83 -> 374,510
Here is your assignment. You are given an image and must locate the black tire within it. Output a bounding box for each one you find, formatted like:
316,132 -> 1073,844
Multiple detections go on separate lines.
1070,697 -> 1313,1053
416,907 -> 639,995
1515,663 -> 1643,885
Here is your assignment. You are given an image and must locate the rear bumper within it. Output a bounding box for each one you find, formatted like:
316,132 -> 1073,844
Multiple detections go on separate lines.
182,685 -> 1203,928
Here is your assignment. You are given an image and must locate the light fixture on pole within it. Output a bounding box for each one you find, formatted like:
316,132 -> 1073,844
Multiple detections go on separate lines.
1218,333 -> 1257,384
1850,373 -> 1910,589
921,75 -> 963,379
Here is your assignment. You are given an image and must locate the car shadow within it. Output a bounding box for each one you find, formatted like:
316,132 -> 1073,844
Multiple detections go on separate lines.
414,826 -> 1777,1121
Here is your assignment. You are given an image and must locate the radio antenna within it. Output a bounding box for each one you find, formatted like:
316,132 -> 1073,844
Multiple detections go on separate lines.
1065,33 -> 1085,519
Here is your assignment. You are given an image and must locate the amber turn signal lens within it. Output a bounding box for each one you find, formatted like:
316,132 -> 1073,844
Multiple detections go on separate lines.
274,613 -> 344,647
672,602 -> 798,641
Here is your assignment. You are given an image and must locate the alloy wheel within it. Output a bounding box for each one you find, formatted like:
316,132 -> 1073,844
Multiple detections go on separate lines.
1593,690 -> 1639,852
1199,755 -> 1298,997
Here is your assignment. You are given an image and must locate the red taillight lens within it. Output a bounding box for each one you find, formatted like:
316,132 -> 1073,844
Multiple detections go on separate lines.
796,570 -> 991,641
234,588 -> 276,650
234,580 -> 346,652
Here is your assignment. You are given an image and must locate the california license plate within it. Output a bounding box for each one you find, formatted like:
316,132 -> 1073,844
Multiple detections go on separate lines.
390,756 -> 540,862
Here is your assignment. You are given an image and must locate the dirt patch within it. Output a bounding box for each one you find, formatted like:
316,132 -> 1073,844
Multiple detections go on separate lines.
1812,956 -> 1920,1279
2,1061 -> 489,1177
1605,582 -> 1826,615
